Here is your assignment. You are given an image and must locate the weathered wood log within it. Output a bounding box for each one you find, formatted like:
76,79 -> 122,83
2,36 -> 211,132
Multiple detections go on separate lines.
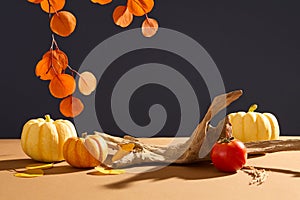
246,139 -> 300,154
95,90 -> 300,168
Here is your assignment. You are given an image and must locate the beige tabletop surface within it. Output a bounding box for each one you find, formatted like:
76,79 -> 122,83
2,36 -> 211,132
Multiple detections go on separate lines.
1,137 -> 300,200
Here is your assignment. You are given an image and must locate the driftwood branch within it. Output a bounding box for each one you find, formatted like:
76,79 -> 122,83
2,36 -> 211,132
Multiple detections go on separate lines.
95,90 -> 300,168
246,139 -> 300,154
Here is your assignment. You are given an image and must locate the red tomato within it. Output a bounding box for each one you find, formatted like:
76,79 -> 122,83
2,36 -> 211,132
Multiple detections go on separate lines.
210,139 -> 247,173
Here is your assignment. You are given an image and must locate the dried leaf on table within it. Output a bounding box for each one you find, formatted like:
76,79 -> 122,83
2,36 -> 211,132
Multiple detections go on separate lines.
26,163 -> 54,170
14,169 -> 44,178
112,143 -> 135,162
119,143 -> 135,151
94,166 -> 125,175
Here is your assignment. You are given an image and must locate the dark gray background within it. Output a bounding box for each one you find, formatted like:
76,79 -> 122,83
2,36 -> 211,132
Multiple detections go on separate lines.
2,0 -> 300,138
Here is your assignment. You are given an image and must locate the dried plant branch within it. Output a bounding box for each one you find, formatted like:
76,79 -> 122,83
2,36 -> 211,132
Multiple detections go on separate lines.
96,90 -> 243,168
96,89 -> 300,168
242,166 -> 268,186
245,139 -> 300,154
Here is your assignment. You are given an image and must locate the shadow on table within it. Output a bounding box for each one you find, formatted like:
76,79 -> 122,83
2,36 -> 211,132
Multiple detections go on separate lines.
0,158 -> 85,175
254,166 -> 300,178
99,160 -> 300,189
99,161 -> 233,189
0,159 -> 36,171
43,166 -> 85,175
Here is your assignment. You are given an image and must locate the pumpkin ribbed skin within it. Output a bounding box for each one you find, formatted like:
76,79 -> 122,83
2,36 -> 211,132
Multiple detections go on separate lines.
21,115 -> 77,162
63,135 -> 108,168
228,111 -> 280,142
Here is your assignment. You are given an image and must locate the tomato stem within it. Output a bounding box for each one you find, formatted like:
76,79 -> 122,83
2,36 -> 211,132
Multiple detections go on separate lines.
225,123 -> 233,138
218,123 -> 234,143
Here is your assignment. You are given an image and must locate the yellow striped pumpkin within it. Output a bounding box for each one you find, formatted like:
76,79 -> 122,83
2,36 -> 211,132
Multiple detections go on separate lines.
21,115 -> 77,162
228,104 -> 280,142
63,133 -> 108,168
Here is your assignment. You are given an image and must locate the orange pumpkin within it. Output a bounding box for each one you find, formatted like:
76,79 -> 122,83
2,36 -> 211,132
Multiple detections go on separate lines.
63,133 -> 108,168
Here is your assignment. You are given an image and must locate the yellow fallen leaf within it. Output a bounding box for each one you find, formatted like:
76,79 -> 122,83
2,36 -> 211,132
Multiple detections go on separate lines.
94,166 -> 125,175
119,143 -> 135,151
111,149 -> 130,162
14,169 -> 44,178
26,163 -> 54,170
112,143 -> 135,162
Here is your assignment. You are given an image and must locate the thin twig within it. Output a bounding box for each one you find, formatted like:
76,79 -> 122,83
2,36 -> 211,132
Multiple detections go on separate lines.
67,65 -> 81,77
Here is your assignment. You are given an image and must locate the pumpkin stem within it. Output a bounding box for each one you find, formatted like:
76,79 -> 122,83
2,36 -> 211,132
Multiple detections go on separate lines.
45,114 -> 51,122
82,132 -> 88,138
248,104 -> 258,112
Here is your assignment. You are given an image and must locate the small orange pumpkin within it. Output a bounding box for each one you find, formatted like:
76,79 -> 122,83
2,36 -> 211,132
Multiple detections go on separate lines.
63,133 -> 108,168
